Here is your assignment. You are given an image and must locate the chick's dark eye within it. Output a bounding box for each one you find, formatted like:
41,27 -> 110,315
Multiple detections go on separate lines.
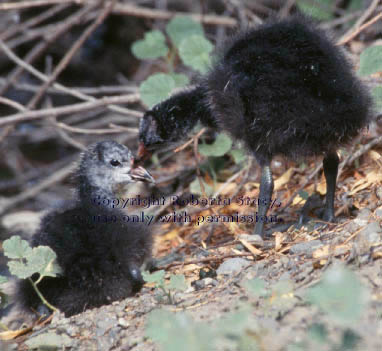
110,159 -> 121,167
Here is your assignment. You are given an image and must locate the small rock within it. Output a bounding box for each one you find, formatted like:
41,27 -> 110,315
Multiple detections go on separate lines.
203,277 -> 218,286
118,318 -> 130,328
50,312 -> 67,326
343,221 -> 360,234
184,285 -> 195,293
96,315 -> 117,337
237,234 -> 264,246
56,324 -> 77,337
359,222 -> 382,244
191,277 -> 217,290
289,240 -> 323,255
357,208 -> 372,220
354,208 -> 372,226
25,332 -> 73,350
279,256 -> 290,268
192,279 -> 205,290
376,187 -> 382,200
217,258 -> 251,275
97,335 -> 116,351
279,272 -> 291,280
0,343 -> 17,351
374,207 -> 382,219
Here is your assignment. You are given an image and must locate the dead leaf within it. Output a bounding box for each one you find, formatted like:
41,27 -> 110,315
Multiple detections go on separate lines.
368,150 -> 382,168
292,194 -> 305,206
274,168 -> 295,191
350,170 -> 382,195
274,232 -> 284,251
0,326 -> 32,340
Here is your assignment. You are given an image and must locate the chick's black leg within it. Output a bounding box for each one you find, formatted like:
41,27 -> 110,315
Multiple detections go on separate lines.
322,151 -> 339,222
253,160 -> 274,237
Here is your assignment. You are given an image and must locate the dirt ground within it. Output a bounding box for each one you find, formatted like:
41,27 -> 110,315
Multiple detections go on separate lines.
1,205 -> 381,351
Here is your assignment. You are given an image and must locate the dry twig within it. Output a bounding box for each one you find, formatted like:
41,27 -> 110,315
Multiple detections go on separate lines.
0,4 -> 69,41
27,0 -> 117,109
0,94 -> 140,127
0,40 -> 142,118
0,0 -> 237,26
337,0 -> 381,45
0,5 -> 96,96
337,11 -> 382,46
174,128 -> 207,153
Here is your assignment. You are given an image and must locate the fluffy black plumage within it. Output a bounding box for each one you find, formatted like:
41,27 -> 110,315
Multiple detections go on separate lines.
138,16 -> 372,236
17,141 -> 154,317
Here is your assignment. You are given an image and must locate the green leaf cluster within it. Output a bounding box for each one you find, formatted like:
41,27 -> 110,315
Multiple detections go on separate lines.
146,307 -> 260,351
358,46 -> 382,77
191,133 -> 246,196
142,270 -> 187,304
139,73 -> 176,108
372,86 -> 382,111
3,236 -> 62,280
358,45 -> 382,112
199,133 -> 232,157
132,16 -> 213,107
199,133 -> 247,163
296,0 -> 361,21
146,267 -> 370,351
189,178 -> 214,197
166,16 -> 204,48
296,0 -> 334,21
179,35 -> 213,74
131,30 -> 168,59
146,310 -> 215,351
3,235 -> 61,312
306,265 -> 369,325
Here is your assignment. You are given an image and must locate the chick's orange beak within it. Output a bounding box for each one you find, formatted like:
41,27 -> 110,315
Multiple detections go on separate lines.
136,142 -> 151,162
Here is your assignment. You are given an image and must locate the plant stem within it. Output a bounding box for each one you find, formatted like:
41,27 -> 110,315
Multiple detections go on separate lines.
28,277 -> 58,312
166,47 -> 176,73
159,286 -> 173,304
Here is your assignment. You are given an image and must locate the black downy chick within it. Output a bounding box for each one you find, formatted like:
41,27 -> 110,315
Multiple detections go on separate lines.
17,141 -> 154,317
138,16 -> 372,237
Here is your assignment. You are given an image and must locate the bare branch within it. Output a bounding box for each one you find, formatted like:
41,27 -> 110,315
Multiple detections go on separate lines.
0,78 -> 138,95
337,0 -> 380,45
337,11 -> 382,46
0,5 -> 96,96
0,0 -> 81,10
0,0 -> 237,27
0,94 -> 140,127
0,40 -> 142,117
54,122 -> 130,135
0,97 -> 27,112
0,4 -> 69,42
27,0 -> 117,109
